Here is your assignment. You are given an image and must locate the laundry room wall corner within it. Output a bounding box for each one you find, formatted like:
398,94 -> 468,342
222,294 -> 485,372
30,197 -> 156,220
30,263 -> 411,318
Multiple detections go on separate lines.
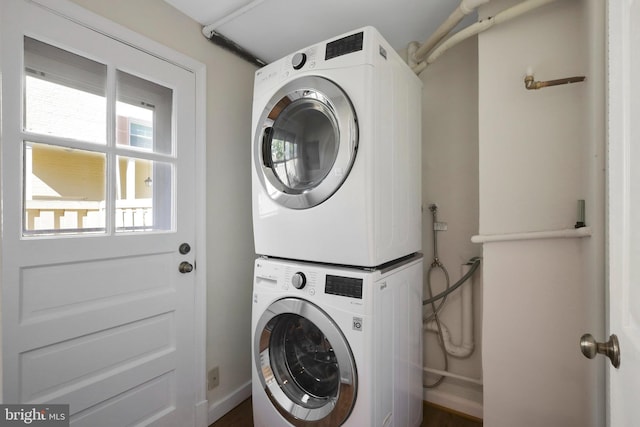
69,0 -> 258,423
401,35 -> 483,417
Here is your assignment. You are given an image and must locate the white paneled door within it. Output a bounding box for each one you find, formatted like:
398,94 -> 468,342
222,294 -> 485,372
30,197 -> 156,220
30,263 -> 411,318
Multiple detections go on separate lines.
0,1 -> 205,426
608,0 -> 640,425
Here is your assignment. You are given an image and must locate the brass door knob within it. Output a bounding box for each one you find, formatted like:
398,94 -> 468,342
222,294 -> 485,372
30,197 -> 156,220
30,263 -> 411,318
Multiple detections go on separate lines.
179,261 -> 194,274
580,333 -> 620,368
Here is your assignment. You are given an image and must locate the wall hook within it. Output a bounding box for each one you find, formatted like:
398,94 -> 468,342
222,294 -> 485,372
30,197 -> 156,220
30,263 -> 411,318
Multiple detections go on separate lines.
524,74 -> 585,90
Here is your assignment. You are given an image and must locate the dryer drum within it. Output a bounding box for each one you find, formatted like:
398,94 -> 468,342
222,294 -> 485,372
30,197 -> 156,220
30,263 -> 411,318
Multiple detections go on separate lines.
255,76 -> 358,210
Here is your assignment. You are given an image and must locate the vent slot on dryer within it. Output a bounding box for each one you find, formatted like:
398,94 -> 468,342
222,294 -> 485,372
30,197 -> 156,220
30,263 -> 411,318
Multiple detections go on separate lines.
325,275 -> 363,299
325,32 -> 364,60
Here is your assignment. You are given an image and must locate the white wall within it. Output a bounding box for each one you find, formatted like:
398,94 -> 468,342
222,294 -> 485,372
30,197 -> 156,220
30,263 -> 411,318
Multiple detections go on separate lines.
477,0 -> 605,425
68,0 -> 257,421
417,37 -> 483,417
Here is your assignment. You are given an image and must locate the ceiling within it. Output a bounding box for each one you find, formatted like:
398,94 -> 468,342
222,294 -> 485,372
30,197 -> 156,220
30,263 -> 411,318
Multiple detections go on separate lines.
163,0 -> 476,64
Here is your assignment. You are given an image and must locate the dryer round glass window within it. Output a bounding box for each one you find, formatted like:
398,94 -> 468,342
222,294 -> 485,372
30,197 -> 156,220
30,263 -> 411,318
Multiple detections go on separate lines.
254,298 -> 357,424
255,76 -> 358,209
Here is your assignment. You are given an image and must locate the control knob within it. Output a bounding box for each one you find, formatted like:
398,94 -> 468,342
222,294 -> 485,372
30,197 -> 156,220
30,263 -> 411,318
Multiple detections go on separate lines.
291,272 -> 307,289
292,52 -> 307,70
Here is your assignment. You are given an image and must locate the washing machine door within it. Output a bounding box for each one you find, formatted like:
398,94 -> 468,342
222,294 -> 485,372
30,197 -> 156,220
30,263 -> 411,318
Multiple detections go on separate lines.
254,297 -> 357,426
255,76 -> 358,209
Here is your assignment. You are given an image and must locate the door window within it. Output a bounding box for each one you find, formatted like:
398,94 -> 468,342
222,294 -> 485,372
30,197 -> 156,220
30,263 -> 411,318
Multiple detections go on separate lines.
23,36 -> 174,235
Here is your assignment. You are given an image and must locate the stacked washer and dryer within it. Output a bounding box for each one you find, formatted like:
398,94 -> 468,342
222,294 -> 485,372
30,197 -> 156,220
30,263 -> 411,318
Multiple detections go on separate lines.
250,27 -> 424,427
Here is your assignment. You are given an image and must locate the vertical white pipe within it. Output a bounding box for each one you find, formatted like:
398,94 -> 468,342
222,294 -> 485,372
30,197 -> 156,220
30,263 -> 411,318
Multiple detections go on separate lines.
461,263 -> 474,351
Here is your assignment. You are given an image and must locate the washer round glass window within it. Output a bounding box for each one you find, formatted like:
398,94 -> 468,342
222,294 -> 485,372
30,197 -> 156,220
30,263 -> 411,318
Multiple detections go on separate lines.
255,76 -> 358,209
254,298 -> 357,425
271,314 -> 340,408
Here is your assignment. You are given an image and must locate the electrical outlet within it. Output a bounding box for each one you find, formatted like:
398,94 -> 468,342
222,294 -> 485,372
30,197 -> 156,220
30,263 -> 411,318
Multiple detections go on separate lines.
208,366 -> 220,390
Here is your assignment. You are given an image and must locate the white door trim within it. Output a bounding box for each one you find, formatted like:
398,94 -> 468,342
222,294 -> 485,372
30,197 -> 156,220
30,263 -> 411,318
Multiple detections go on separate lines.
606,0 -> 640,425
22,0 -> 208,423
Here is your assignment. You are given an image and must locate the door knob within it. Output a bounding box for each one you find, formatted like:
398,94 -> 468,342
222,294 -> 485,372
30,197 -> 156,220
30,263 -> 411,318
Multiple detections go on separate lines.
179,261 -> 194,274
580,333 -> 620,368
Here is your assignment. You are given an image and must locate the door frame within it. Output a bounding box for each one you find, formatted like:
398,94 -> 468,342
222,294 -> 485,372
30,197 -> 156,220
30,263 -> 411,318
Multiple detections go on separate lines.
606,0 -> 639,425
0,0 -> 208,423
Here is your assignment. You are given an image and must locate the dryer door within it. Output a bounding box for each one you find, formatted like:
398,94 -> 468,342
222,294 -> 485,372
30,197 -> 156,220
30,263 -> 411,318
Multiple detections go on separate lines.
255,76 -> 358,209
254,297 -> 357,426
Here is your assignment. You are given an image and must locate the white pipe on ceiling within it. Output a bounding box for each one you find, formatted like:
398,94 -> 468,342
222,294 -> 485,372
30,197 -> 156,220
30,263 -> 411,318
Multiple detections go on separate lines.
412,0 -> 558,74
412,0 -> 490,64
202,0 -> 265,37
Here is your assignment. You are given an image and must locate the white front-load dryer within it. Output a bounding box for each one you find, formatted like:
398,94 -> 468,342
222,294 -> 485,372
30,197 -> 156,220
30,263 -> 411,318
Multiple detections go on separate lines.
251,27 -> 422,267
251,255 -> 423,427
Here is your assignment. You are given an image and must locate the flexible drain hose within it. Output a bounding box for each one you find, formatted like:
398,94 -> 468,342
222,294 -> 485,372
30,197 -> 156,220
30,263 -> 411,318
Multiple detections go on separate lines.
423,257 -> 481,306
422,205 -> 481,388
424,260 -> 450,388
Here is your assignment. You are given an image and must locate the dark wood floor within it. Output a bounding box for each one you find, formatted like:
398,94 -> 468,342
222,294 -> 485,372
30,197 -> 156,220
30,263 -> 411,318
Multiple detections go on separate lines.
210,398 -> 482,427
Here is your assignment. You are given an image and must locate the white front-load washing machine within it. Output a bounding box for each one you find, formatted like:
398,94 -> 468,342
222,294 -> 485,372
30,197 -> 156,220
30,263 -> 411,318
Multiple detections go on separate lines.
251,27 -> 423,268
251,255 -> 423,427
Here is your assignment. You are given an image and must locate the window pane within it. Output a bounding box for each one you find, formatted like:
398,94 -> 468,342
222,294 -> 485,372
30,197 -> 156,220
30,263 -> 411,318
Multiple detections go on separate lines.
116,156 -> 173,232
24,37 -> 107,144
116,70 -> 173,155
23,142 -> 106,235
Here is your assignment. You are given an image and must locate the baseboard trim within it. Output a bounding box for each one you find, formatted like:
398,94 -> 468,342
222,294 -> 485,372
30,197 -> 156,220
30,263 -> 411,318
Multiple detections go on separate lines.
207,381 -> 252,425
423,388 -> 483,420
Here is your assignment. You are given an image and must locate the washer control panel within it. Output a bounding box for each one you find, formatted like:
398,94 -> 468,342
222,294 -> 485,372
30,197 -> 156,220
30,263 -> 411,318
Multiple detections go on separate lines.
256,260 -> 365,301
